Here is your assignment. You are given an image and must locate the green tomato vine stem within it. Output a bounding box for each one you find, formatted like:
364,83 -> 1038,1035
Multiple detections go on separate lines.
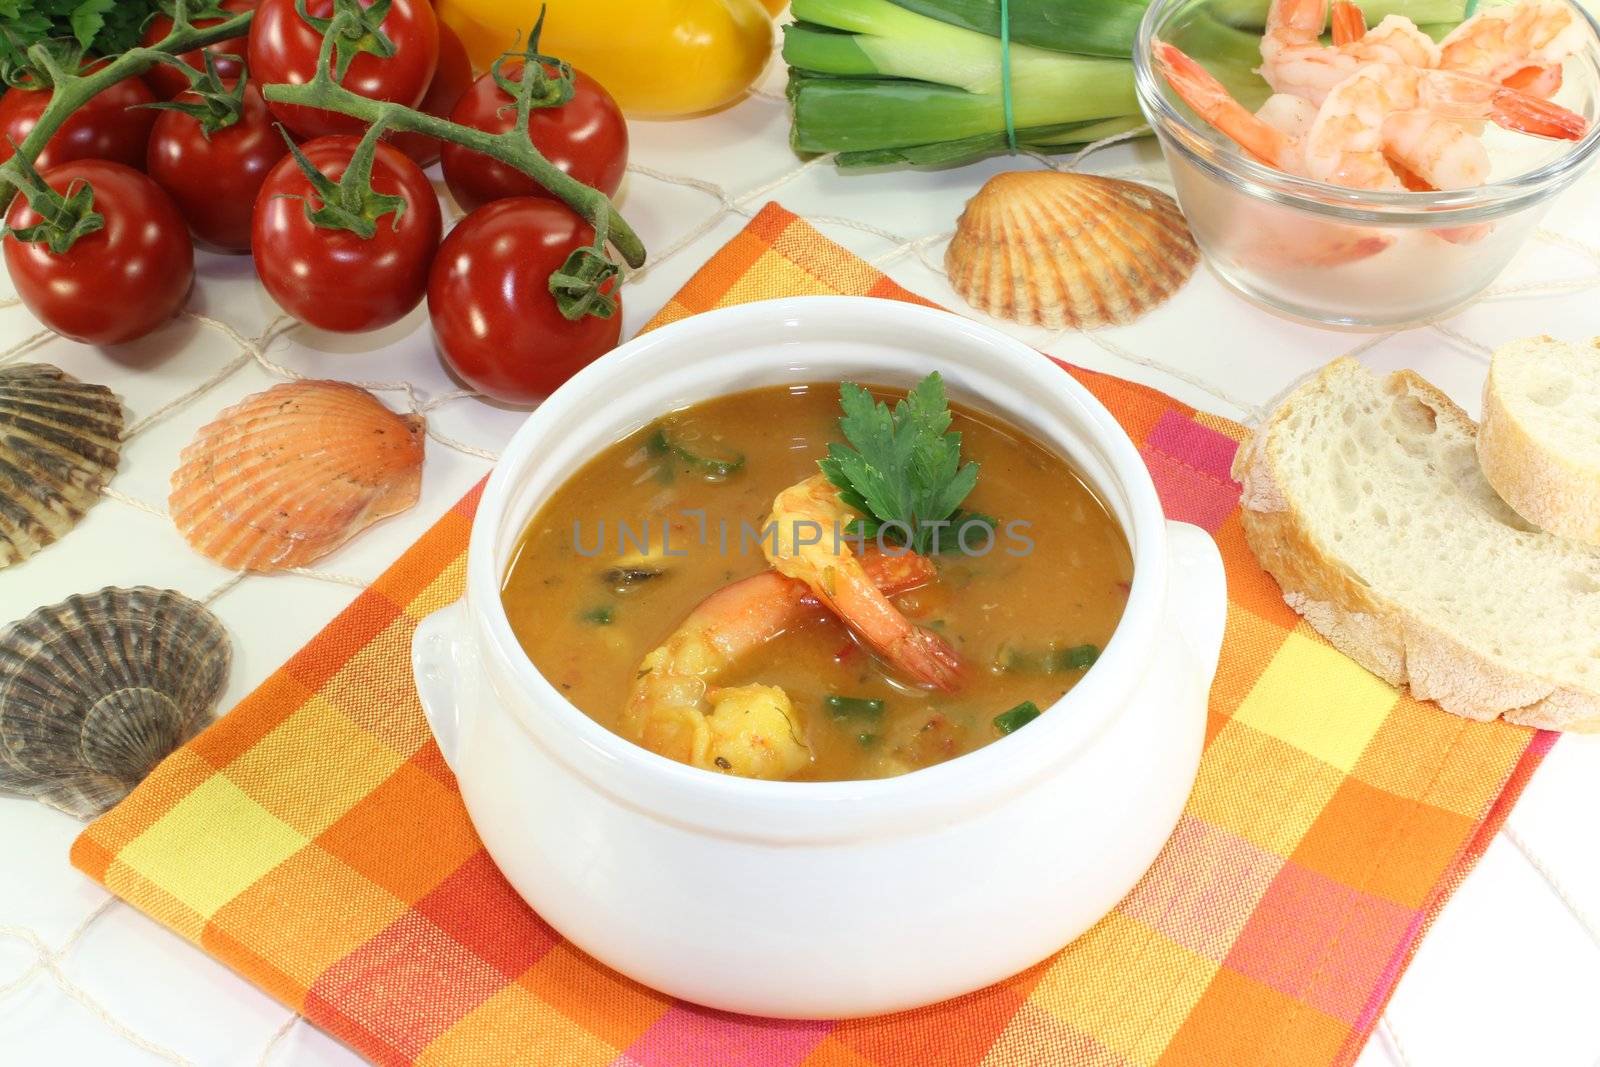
0,7 -> 257,208
261,74 -> 646,270
0,2 -> 643,323
263,5 -> 642,318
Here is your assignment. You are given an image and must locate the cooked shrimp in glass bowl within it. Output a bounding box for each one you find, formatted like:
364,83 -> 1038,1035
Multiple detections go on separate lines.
1134,0 -> 1600,327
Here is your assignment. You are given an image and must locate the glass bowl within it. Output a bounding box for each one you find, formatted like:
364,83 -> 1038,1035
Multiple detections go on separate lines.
1133,0 -> 1600,328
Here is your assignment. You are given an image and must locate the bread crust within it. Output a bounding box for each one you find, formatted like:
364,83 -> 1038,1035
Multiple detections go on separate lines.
1477,336 -> 1600,547
1233,358 -> 1600,732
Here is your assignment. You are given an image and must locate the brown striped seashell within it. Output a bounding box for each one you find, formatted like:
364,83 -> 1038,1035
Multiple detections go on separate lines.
0,587 -> 229,818
0,363 -> 124,569
169,380 -> 424,573
945,171 -> 1199,330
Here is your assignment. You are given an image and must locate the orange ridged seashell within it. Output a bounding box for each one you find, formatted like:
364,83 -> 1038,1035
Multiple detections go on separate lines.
945,172 -> 1199,330
169,381 -> 424,573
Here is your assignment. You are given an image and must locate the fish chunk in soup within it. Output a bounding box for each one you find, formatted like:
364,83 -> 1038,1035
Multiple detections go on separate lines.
501,379 -> 1131,781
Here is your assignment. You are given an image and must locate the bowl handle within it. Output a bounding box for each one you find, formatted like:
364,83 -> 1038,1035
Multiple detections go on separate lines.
411,598 -> 477,772
1163,520 -> 1228,683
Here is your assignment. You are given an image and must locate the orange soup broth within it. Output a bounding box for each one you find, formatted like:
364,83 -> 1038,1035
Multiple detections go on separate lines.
502,383 -> 1132,780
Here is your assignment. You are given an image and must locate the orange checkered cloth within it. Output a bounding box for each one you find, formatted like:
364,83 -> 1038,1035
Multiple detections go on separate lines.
74,204 -> 1551,1067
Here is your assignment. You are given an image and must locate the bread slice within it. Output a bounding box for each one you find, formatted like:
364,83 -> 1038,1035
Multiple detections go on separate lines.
1233,357 -> 1600,732
1478,336 -> 1600,547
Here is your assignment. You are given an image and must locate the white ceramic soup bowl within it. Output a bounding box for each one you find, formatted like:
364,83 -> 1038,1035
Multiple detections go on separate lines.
412,296 -> 1226,1018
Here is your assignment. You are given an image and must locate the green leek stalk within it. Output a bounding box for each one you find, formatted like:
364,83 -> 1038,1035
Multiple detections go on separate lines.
787,0 -> 1141,160
787,0 -> 1264,164
889,0 -> 1159,58
787,71 -> 1136,159
814,115 -> 1152,169
788,0 -> 1133,96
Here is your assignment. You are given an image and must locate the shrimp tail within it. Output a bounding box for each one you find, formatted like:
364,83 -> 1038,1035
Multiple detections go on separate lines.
900,627 -> 965,693
764,474 -> 967,693
1502,64 -> 1563,97
810,572 -> 966,693
1269,0 -> 1329,43
1155,39 -> 1298,168
1330,0 -> 1366,46
1488,85 -> 1588,139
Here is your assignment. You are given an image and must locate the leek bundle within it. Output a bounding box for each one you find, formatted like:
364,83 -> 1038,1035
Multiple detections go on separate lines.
785,0 -> 1472,168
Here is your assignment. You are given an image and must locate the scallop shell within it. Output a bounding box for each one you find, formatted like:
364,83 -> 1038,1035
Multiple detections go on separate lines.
0,587 -> 230,817
169,380 -> 424,573
945,171 -> 1200,330
0,363 -> 124,569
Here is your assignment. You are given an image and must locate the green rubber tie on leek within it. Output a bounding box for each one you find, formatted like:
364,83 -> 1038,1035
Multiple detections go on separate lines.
1000,0 -> 1016,152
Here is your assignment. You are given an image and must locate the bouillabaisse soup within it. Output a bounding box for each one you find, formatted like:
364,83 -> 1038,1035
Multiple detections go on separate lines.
501,379 -> 1131,782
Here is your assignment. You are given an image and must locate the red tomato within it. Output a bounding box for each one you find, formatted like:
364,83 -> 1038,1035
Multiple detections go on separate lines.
387,22 -> 473,168
440,63 -> 627,213
140,0 -> 257,100
252,135 -> 442,332
427,197 -> 621,404
249,0 -> 439,139
0,69 -> 156,174
147,82 -> 289,253
4,161 -> 194,345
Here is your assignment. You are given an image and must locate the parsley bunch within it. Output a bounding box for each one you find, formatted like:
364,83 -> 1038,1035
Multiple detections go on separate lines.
818,373 -> 991,556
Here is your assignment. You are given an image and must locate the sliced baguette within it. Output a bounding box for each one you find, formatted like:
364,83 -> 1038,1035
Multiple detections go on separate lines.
1233,357 -> 1600,732
1478,336 -> 1600,547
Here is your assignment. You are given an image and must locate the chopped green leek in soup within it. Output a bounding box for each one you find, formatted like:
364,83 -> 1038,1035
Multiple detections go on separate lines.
501,374 -> 1131,781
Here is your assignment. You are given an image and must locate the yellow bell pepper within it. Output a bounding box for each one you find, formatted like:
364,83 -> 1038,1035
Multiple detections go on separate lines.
437,0 -> 774,118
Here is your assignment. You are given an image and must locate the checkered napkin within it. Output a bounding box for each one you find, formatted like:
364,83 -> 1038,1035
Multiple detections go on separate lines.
73,203 -> 1552,1067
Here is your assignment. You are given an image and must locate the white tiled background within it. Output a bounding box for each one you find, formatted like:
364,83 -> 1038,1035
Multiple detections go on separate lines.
3,28 -> 1600,1067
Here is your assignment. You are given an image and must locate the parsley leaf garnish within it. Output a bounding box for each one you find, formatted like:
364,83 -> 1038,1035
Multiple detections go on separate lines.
0,0 -> 163,64
817,373 -> 982,556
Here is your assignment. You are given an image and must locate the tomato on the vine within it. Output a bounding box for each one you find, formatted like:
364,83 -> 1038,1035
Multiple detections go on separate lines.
4,161 -> 194,345
147,81 -> 290,253
0,68 -> 157,175
441,63 -> 627,213
140,0 -> 258,100
248,0 -> 440,139
427,197 -> 621,404
252,135 -> 442,332
387,22 -> 473,168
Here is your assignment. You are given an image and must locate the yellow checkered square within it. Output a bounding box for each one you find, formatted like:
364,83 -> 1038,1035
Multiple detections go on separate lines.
404,555 -> 468,622
1031,910 -> 1219,1065
1188,720 -> 1345,856
1233,630 -> 1398,773
118,775 -> 307,919
721,250 -> 840,307
210,844 -> 408,988
226,696 -> 406,837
